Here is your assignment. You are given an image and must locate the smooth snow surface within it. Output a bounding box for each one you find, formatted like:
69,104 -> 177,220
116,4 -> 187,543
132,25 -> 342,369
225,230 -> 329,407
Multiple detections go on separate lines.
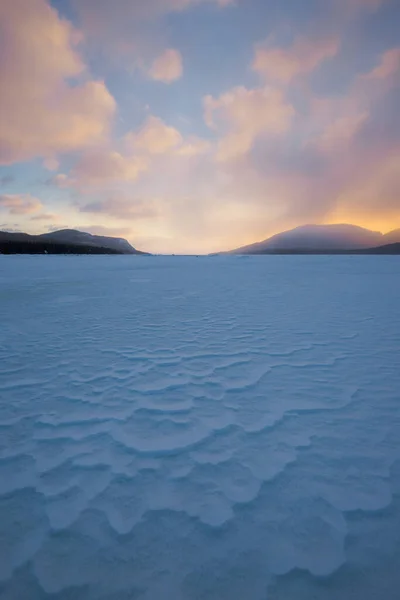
1,255 -> 400,599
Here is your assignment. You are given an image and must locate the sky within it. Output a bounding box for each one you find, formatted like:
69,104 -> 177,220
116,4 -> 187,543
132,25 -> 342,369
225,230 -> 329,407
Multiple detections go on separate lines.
0,0 -> 399,254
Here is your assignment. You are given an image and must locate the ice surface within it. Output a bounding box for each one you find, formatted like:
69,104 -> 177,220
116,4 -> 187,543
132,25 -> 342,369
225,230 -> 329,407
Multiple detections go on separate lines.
0,255 -> 400,599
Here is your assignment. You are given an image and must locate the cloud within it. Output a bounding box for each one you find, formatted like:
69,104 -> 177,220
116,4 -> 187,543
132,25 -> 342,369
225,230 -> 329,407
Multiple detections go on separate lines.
0,194 -> 42,215
0,0 -> 116,165
79,225 -> 134,238
71,151 -> 148,186
338,0 -> 389,13
308,46 -> 400,154
73,0 -> 231,25
312,112 -> 369,153
361,48 -> 400,81
175,138 -> 212,156
253,36 -> 340,84
79,196 -> 158,220
48,173 -> 70,188
148,49 -> 183,83
126,116 -> 210,157
241,48 -> 400,234
30,213 -> 59,221
43,158 -> 60,172
2,0 -> 397,254
125,116 -> 183,154
349,0 -> 386,6
71,0 -> 233,60
60,116 -> 210,190
164,43 -> 398,251
204,86 -> 295,161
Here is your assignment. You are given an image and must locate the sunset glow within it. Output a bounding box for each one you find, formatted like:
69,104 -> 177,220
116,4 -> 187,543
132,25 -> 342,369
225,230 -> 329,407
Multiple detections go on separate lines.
0,0 -> 399,253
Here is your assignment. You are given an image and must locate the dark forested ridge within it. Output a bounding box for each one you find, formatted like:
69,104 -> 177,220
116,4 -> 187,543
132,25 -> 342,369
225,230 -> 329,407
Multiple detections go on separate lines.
0,230 -> 148,255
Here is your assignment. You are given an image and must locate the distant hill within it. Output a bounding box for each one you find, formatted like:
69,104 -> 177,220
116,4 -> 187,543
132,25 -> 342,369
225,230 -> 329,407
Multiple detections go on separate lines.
228,224 -> 400,254
382,229 -> 400,245
0,229 -> 148,255
359,242 -> 400,255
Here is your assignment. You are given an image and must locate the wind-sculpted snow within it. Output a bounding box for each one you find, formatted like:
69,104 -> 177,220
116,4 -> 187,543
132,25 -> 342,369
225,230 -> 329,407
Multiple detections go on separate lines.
0,255 -> 400,599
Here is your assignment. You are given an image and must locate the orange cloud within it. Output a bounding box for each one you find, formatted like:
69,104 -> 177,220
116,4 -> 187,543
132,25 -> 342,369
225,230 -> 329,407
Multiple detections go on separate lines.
148,49 -> 183,83
204,86 -> 295,161
0,0 -> 116,165
0,194 -> 43,215
253,36 -> 339,83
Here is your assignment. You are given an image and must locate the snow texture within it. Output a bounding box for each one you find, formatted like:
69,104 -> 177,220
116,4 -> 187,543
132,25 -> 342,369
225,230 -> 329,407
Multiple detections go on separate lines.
0,255 -> 400,599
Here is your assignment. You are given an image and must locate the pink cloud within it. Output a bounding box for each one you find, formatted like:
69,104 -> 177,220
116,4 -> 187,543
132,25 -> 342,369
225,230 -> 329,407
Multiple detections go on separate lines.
0,194 -> 43,215
253,36 -> 340,83
339,0 -> 389,11
71,151 -> 148,186
361,48 -> 400,81
148,49 -> 183,83
48,174 -> 70,188
81,225 -> 134,238
72,0 -> 232,38
46,114 -> 210,193
43,158 -> 60,172
204,86 -> 295,161
66,0 -> 233,74
30,213 -> 59,221
309,46 -> 400,152
79,197 -> 158,220
175,138 -> 212,156
74,0 -> 231,23
125,116 -> 183,154
0,0 -> 116,165
126,117 -> 210,158
312,113 -> 369,153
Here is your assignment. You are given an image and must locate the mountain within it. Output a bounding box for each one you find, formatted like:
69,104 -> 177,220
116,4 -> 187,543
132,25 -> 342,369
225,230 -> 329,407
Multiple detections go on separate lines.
382,229 -> 400,245
228,224 -> 400,254
38,229 -> 138,254
359,242 -> 400,255
0,229 -> 148,255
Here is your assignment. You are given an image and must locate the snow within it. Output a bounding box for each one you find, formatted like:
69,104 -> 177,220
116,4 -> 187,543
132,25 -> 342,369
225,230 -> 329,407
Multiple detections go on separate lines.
0,254 -> 400,599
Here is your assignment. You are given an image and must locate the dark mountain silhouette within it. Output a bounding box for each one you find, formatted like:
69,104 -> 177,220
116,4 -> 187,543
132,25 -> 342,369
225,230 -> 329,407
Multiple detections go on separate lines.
0,229 -> 148,255
359,242 -> 400,255
228,224 -> 400,254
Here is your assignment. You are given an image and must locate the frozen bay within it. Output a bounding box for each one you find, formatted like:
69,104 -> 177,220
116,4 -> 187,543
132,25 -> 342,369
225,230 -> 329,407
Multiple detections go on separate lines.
0,255 -> 400,599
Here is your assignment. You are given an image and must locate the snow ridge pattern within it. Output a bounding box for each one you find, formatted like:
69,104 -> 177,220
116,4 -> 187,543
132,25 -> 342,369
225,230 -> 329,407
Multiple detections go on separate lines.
0,255 -> 400,599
